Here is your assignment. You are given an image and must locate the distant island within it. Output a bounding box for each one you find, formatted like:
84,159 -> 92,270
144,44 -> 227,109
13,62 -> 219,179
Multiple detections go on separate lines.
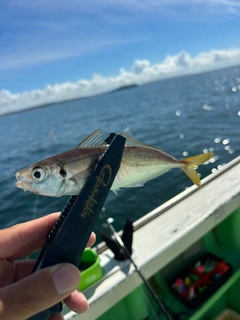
0,83 -> 141,118
110,84 -> 138,93
0,84 -> 139,117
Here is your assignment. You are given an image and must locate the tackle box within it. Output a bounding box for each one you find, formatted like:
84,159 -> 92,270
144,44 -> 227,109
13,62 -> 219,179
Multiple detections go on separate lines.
169,252 -> 232,309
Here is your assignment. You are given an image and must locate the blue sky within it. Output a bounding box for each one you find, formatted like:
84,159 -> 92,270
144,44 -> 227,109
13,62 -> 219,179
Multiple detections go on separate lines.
1,0 -> 240,114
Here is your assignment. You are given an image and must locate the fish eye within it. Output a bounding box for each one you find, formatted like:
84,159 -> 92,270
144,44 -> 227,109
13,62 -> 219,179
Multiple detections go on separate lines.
32,167 -> 46,181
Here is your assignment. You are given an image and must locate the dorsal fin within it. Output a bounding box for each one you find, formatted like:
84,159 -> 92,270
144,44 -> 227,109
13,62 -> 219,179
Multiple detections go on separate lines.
119,128 -> 155,150
120,128 -> 164,152
77,129 -> 104,148
120,128 -> 146,147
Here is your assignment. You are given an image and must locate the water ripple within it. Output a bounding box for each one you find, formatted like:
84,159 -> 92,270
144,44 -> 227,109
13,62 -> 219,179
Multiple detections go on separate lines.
0,65 -> 239,237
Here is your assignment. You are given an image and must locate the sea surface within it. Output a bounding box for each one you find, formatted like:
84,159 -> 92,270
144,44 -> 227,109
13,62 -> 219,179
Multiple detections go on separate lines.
0,66 -> 240,243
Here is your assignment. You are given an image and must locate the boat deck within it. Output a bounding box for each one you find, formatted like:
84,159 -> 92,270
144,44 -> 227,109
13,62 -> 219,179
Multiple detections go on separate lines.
63,156 -> 240,319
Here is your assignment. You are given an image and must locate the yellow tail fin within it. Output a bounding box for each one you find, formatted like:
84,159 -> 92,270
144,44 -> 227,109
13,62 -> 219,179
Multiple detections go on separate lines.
181,152 -> 214,187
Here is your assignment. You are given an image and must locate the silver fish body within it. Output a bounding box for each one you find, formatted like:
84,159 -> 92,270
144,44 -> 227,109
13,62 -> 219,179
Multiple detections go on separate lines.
15,129 -> 213,197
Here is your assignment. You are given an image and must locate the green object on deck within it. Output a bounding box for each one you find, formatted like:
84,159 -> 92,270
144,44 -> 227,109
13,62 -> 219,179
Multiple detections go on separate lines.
78,248 -> 104,291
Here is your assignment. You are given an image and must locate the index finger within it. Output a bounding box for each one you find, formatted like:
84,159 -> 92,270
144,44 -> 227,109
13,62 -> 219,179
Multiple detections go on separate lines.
0,212 -> 60,258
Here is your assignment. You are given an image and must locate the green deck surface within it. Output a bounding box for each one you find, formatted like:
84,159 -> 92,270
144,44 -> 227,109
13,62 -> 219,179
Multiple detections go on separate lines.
97,208 -> 240,320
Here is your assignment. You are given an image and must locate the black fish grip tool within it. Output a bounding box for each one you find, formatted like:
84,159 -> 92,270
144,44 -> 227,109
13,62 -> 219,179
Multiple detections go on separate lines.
28,134 -> 126,320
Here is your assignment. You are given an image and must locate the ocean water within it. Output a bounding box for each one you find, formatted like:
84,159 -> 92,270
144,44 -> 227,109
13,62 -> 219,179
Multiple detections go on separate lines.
0,66 -> 240,242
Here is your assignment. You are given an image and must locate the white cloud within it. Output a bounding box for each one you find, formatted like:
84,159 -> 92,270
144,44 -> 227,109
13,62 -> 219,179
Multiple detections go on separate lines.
1,48 -> 240,116
132,60 -> 151,75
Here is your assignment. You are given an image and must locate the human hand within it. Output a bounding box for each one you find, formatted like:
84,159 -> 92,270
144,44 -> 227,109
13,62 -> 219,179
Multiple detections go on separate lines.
0,212 -> 96,320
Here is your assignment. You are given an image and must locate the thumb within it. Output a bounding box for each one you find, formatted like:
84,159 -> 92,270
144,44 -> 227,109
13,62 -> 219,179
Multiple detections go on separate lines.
0,263 -> 81,320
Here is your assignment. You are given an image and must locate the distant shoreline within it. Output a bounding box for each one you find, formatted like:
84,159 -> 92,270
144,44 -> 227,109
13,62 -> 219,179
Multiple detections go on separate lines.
0,83 -> 139,118
109,84 -> 138,93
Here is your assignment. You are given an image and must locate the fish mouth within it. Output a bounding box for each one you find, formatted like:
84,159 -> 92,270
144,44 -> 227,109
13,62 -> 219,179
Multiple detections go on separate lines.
15,171 -> 23,190
15,180 -> 31,192
15,171 -> 23,183
15,181 -> 23,189
15,171 -> 31,192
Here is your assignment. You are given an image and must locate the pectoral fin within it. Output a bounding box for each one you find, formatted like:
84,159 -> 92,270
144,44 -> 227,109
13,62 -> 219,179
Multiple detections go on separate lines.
69,168 -> 93,186
65,168 -> 93,195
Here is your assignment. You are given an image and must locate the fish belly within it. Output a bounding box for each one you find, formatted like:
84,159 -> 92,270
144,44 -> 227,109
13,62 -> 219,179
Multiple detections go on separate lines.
111,163 -> 176,190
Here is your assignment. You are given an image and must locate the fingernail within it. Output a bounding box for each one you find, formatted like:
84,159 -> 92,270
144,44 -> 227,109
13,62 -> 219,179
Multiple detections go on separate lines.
52,264 -> 80,294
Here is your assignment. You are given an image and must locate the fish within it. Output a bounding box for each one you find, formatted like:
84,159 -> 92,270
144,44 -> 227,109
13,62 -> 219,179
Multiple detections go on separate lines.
15,128 -> 214,197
